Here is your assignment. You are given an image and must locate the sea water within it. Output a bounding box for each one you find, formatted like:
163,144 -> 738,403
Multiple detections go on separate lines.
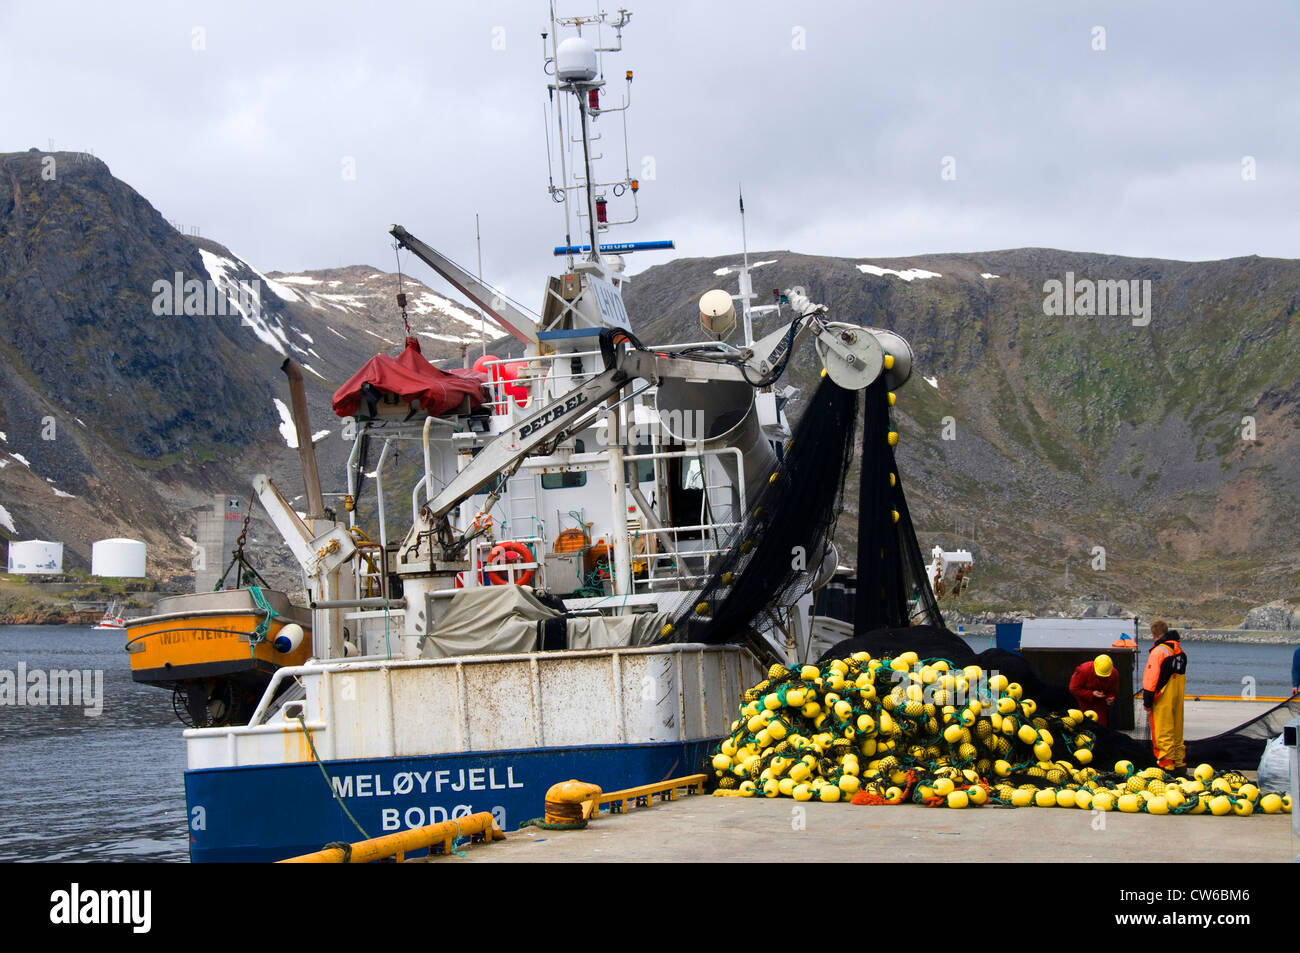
0,625 -> 187,861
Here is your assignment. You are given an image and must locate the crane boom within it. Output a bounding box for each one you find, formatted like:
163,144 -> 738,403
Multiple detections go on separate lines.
390,224 -> 539,346
426,364 -> 628,522
397,303 -> 901,567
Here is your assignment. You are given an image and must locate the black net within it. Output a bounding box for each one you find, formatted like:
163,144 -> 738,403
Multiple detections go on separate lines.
658,377 -> 859,646
1187,697 -> 1300,769
854,378 -> 944,632
694,365 -> 1294,811
658,373 -> 952,649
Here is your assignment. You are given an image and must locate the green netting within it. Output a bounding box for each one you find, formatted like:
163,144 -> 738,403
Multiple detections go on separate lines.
706,653 -> 1292,816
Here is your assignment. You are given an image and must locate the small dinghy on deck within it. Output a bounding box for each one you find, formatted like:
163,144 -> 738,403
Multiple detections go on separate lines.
126,588 -> 312,727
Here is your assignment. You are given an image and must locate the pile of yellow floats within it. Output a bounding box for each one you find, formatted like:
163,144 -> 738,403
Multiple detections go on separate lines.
709,652 -> 1292,815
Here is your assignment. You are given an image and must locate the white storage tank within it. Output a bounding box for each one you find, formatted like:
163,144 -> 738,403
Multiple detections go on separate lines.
92,537 -> 147,578
6,539 -> 64,574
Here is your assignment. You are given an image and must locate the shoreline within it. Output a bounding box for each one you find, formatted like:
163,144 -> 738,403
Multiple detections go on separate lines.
953,623 -> 1297,646
3,617 -> 1296,646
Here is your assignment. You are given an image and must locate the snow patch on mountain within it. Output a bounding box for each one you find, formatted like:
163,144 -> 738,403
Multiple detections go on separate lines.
199,249 -> 288,357
857,264 -> 942,282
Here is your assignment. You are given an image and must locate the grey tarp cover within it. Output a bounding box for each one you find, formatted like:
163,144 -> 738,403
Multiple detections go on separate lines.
565,612 -> 672,650
419,586 -> 670,658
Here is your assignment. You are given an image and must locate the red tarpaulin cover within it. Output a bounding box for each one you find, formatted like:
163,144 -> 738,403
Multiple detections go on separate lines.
332,337 -> 487,418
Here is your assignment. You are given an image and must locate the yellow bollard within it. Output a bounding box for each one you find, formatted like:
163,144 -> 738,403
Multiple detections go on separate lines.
544,779 -> 604,825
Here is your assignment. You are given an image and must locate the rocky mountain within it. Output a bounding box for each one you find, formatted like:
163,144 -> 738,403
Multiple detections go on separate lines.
621,249 -> 1300,626
264,265 -> 491,362
0,149 -> 482,585
4,149 -> 1297,626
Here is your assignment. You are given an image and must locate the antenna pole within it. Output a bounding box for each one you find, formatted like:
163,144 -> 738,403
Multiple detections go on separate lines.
476,213 -> 486,357
548,2 -> 576,272
577,93 -> 602,264
738,186 -> 754,345
740,185 -> 749,270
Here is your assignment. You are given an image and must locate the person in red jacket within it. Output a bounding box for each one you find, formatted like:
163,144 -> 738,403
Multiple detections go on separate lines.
1069,654 -> 1118,726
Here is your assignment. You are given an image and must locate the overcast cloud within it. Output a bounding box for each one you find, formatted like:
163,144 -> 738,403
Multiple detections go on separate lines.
3,0 -> 1297,310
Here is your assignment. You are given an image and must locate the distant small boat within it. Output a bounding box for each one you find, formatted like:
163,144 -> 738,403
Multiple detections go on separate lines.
91,599 -> 126,630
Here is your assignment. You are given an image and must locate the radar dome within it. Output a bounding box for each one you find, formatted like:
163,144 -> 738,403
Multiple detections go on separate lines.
556,36 -> 598,83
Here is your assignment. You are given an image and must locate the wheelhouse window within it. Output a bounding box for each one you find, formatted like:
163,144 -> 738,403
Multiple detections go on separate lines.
542,439 -> 588,489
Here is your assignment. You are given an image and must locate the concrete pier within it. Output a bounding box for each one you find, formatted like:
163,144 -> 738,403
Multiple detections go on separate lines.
456,699 -> 1296,863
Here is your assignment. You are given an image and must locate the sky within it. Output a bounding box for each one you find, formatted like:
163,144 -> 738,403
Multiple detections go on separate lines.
3,0 -> 1299,311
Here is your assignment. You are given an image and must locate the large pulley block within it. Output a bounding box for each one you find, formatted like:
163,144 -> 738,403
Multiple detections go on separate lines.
815,322 -> 885,390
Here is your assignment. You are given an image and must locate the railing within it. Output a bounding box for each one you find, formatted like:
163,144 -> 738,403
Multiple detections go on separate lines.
622,521 -> 741,593
587,774 -> 709,817
277,812 -> 504,863
471,534 -> 545,588
477,350 -> 606,415
222,642 -> 758,733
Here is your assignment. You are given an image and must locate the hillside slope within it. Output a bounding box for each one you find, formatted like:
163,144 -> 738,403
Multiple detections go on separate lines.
622,249 -> 1300,624
0,150 -> 480,583
4,148 -> 1296,624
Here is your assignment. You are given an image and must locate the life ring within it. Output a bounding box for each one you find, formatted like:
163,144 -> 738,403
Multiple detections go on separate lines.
486,541 -> 535,586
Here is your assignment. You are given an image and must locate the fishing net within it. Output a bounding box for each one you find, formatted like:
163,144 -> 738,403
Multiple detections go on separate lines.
656,377 -> 859,647
708,652 -> 1293,815
651,358 -> 1290,797
1186,696 -> 1300,768
815,626 -> 1298,770
657,370 -> 944,648
854,378 -> 944,631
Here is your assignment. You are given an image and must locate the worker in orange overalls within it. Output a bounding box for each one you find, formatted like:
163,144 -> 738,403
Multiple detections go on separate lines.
1142,619 -> 1187,770
1069,654 -> 1118,726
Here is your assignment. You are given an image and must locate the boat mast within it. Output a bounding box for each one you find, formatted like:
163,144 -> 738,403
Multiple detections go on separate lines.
739,186 -> 754,346
549,5 -> 633,275
576,89 -> 602,267
476,212 -> 486,357
546,2 -> 577,274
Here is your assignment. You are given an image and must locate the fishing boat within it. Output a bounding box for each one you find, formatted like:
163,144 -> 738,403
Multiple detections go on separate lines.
91,599 -> 126,631
178,4 -> 920,861
125,588 -> 313,727
125,519 -> 314,728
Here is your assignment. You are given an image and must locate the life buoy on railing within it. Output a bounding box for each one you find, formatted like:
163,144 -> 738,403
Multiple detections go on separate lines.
485,541 -> 536,586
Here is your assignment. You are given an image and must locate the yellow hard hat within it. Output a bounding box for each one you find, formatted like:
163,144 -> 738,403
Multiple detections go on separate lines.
1094,654 -> 1114,677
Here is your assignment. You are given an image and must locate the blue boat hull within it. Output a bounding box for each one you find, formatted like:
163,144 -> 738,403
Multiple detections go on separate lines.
184,740 -> 714,862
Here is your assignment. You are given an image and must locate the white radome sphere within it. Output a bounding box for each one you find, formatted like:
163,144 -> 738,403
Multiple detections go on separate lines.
556,36 -> 598,83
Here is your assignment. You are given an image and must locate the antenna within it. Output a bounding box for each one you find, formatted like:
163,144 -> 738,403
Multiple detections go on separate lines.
554,30 -> 603,263
476,213 -> 486,357
543,7 -> 666,280
740,185 -> 748,270
739,186 -> 753,343
547,3 -> 576,272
